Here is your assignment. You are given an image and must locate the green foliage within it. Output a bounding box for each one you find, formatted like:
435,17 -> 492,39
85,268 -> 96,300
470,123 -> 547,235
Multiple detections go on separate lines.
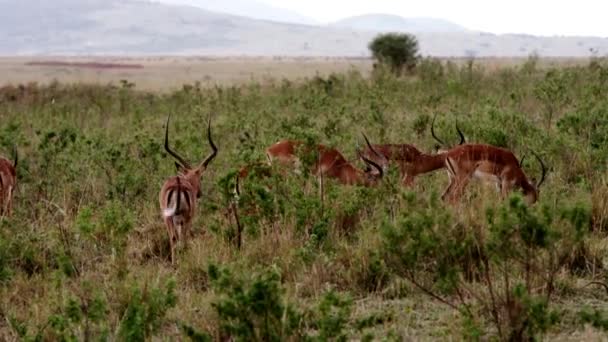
534,69 -> 571,129
579,307 -> 608,331
9,287 -> 109,341
206,264 -> 304,341
308,290 -> 353,341
369,33 -> 420,74
382,193 -> 592,340
118,279 -> 177,341
1,60 -> 607,339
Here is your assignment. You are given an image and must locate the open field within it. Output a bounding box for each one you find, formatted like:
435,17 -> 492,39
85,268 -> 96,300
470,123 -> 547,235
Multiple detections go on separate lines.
0,56 -> 595,92
0,57 -> 607,340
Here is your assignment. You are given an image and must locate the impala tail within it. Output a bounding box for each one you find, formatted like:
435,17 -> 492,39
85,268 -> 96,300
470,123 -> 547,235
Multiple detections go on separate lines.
163,177 -> 189,218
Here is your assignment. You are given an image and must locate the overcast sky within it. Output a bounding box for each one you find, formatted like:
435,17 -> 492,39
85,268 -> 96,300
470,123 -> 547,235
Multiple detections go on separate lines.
259,0 -> 606,37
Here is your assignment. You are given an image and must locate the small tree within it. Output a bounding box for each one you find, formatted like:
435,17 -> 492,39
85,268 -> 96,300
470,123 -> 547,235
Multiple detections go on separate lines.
369,32 -> 420,74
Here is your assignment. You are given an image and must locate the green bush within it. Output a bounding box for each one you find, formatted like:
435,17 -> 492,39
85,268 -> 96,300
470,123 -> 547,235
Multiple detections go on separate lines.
369,33 -> 420,74
381,193 -> 591,340
118,279 -> 177,341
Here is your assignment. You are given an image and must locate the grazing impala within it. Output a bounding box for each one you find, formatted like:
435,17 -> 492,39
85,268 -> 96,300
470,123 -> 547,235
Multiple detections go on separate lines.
441,144 -> 547,204
264,137 -> 384,186
0,146 -> 17,217
359,116 -> 464,186
159,116 -> 218,264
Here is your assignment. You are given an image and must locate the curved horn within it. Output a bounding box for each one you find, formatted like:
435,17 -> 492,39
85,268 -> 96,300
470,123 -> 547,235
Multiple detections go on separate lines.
431,113 -> 446,146
164,115 -> 191,168
12,144 -> 17,169
455,120 -> 465,145
362,132 -> 385,161
518,154 -> 526,168
359,150 -> 383,179
199,115 -> 218,169
530,150 -> 547,189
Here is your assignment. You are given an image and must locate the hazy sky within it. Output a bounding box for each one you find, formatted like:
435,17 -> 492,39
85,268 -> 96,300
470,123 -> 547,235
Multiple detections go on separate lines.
260,0 -> 607,37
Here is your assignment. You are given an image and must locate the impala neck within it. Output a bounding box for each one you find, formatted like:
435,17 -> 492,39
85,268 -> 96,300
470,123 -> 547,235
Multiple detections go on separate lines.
416,153 -> 447,174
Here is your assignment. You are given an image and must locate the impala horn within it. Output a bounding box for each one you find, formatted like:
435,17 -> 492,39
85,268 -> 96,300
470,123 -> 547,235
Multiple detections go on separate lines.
530,150 -> 547,189
12,144 -> 17,169
359,150 -> 383,178
164,115 -> 191,169
431,113 -> 446,146
362,132 -> 387,165
518,154 -> 526,168
455,120 -> 465,145
199,114 -> 218,169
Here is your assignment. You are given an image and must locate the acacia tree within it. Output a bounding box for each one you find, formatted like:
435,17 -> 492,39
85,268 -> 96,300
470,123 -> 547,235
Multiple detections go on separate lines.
369,32 -> 420,74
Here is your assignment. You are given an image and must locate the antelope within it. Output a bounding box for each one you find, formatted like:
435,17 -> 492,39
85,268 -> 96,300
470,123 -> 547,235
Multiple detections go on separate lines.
264,137 -> 384,186
359,116 -> 464,186
159,115 -> 218,264
0,146 -> 17,217
441,144 -> 547,204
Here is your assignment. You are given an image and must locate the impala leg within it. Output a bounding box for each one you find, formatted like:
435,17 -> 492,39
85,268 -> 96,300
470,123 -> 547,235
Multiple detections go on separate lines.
448,175 -> 471,203
183,220 -> 193,250
164,217 -> 177,265
441,178 -> 455,201
500,178 -> 513,199
441,163 -> 457,201
6,186 -> 13,216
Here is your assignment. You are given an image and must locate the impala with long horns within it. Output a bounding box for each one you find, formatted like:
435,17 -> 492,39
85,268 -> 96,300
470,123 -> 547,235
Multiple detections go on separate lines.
441,144 -> 547,204
264,137 -> 384,186
0,146 -> 17,217
359,116 -> 464,186
159,115 -> 218,264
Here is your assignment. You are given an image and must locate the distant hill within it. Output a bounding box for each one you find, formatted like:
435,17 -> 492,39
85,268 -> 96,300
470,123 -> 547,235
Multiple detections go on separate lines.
154,0 -> 318,25
330,14 -> 468,33
0,0 -> 606,57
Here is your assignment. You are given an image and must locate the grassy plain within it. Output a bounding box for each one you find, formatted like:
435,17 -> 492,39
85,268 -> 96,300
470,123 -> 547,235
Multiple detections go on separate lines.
0,56 -> 607,340
0,56 -> 593,92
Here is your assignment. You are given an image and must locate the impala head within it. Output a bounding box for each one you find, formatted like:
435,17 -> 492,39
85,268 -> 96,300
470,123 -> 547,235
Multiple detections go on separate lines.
520,151 -> 547,204
431,114 -> 465,153
164,115 -> 218,198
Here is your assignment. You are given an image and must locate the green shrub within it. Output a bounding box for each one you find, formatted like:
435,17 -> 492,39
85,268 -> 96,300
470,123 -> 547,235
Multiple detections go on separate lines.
118,279 -> 177,341
369,33 -> 420,74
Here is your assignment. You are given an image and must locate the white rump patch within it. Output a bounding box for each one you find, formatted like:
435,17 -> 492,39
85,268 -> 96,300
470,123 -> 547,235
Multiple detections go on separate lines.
163,208 -> 175,218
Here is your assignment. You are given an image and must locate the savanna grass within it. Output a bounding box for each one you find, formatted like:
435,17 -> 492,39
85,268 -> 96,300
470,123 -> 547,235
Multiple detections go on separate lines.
0,57 -> 607,340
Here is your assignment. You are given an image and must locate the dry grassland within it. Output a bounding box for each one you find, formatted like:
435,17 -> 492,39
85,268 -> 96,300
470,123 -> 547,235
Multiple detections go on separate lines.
0,56 -> 592,92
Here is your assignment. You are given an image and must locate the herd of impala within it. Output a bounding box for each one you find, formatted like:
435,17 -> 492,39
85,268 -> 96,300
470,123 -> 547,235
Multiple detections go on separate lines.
0,114 -> 547,265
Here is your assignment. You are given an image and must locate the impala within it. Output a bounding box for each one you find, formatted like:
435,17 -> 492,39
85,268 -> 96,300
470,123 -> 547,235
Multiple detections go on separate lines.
359,116 -> 464,186
0,146 -> 17,217
159,115 -> 218,264
441,144 -> 547,204
264,137 -> 384,186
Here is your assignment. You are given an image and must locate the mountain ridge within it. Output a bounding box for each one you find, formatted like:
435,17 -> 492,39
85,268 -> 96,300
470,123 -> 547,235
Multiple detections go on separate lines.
0,0 -> 606,57
153,0 -> 318,25
330,14 -> 469,33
